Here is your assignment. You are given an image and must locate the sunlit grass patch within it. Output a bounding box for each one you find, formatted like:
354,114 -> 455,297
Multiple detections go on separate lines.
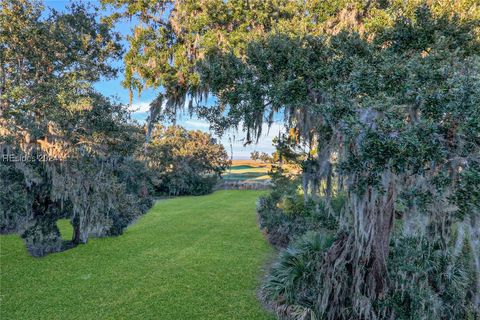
224,162 -> 271,181
56,219 -> 73,241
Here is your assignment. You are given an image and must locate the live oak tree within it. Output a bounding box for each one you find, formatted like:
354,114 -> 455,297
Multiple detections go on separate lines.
108,0 -> 479,318
0,0 -> 152,255
146,125 -> 230,196
200,7 -> 480,319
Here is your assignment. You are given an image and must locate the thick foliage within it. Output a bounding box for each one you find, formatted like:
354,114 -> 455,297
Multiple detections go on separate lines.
146,125 -> 230,196
0,0 -> 153,255
262,231 -> 333,320
263,211 -> 478,320
201,3 -> 480,318
257,174 -> 340,248
102,0 -> 349,118
0,164 -> 29,233
382,235 -> 477,319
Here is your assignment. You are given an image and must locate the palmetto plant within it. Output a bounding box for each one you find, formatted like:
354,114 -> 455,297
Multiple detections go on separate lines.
263,231 -> 333,320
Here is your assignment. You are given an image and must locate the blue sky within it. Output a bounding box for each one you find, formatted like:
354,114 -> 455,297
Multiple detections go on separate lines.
44,0 -> 281,159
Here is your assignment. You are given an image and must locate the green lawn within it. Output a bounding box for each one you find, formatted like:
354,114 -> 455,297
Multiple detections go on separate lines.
0,191 -> 274,320
223,165 -> 270,181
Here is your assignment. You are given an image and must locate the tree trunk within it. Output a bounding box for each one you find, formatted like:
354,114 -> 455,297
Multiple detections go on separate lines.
317,171 -> 397,319
72,215 -> 88,244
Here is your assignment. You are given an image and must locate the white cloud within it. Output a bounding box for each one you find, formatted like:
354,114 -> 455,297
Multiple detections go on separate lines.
184,119 -> 210,129
128,102 -> 151,113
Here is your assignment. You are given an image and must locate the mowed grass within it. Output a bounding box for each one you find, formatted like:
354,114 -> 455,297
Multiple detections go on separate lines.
224,160 -> 270,181
0,190 -> 274,320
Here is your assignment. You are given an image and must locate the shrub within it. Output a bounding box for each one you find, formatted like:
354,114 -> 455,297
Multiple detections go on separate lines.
262,231 -> 333,319
22,217 -> 63,257
379,235 -> 477,320
146,125 -> 230,196
257,189 -> 340,248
